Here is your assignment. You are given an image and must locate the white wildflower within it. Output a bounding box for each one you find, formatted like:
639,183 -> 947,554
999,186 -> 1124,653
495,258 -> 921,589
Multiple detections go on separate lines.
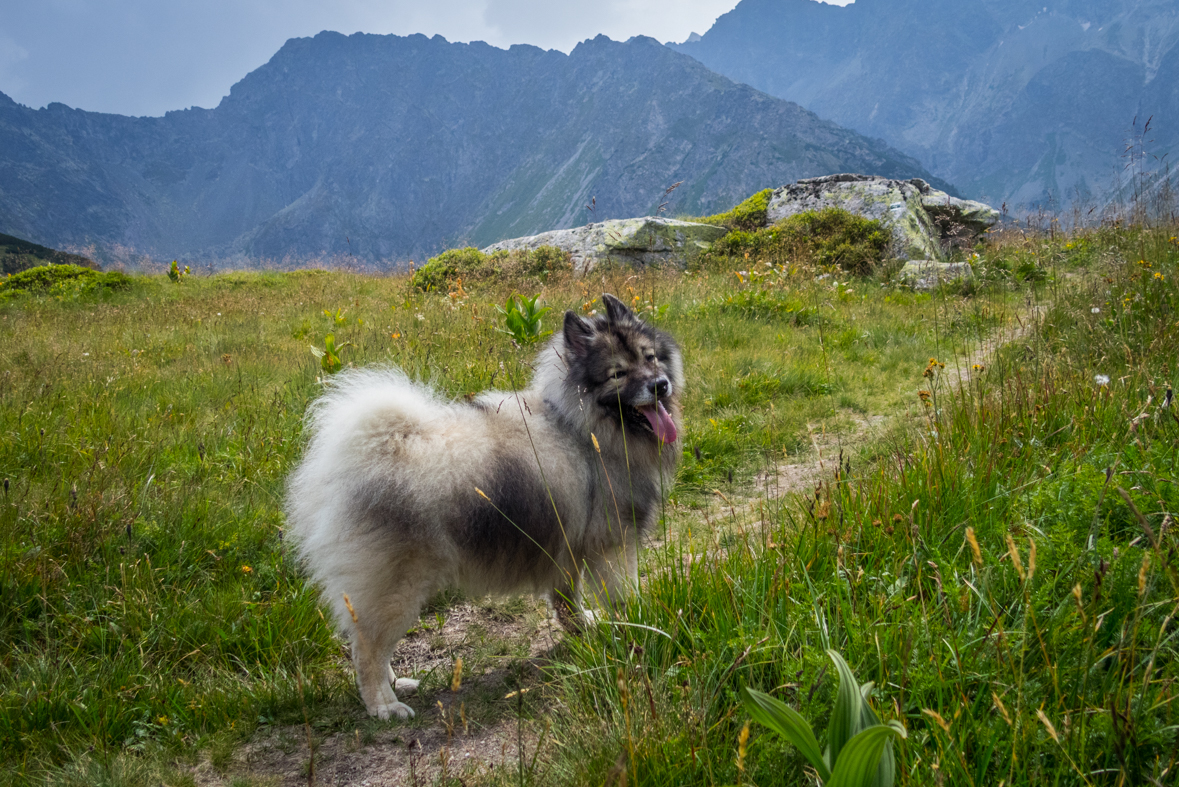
1095,374 -> 1110,386
1091,307 -> 1100,314
416,313 -> 425,321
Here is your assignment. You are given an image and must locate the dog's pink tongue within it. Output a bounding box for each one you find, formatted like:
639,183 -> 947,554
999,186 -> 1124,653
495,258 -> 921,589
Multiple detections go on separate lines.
640,402 -> 677,445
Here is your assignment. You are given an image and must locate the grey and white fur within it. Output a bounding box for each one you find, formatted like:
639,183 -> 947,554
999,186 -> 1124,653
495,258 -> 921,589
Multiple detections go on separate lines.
285,293 -> 683,719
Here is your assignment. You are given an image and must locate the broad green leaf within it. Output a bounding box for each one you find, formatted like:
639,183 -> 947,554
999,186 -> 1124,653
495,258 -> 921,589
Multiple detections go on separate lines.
827,723 -> 907,787
741,687 -> 831,782
856,683 -> 895,787
827,649 -> 864,768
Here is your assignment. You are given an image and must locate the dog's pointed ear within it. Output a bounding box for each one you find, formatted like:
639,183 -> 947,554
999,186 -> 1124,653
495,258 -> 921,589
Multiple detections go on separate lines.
563,310 -> 595,356
601,293 -> 632,324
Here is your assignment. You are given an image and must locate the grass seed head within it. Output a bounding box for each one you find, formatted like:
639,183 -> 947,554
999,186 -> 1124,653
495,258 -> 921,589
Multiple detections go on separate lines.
737,719 -> 750,773
992,692 -> 1012,726
451,656 -> 463,692
966,527 -> 983,566
1036,709 -> 1060,743
1006,533 -> 1025,582
343,593 -> 359,624
922,708 -> 951,733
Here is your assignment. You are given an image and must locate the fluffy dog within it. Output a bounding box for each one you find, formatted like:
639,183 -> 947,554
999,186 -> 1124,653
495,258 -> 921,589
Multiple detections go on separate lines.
285,293 -> 683,719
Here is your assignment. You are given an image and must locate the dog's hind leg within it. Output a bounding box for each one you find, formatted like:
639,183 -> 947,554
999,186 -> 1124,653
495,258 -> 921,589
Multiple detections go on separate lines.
352,610 -> 421,719
346,580 -> 433,721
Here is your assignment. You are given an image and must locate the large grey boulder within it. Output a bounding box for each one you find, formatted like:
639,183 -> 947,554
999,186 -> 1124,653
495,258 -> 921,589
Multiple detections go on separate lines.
481,217 -> 727,272
766,174 -> 999,261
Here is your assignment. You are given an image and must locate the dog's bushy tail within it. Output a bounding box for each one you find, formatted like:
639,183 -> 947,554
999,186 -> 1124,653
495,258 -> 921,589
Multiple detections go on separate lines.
284,367 -> 443,553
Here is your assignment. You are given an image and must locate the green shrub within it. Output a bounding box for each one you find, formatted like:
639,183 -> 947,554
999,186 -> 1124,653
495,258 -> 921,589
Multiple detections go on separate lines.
410,247 -> 487,291
410,245 -> 571,291
712,208 -> 891,275
0,264 -> 132,299
695,188 -> 773,231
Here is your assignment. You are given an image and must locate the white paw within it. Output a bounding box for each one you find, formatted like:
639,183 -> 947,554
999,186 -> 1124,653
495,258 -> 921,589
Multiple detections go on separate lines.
371,700 -> 415,720
394,677 -> 420,694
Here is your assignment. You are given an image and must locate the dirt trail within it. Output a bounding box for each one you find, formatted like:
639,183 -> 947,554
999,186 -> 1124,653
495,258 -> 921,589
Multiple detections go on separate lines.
192,601 -> 558,787
197,298 -> 1043,787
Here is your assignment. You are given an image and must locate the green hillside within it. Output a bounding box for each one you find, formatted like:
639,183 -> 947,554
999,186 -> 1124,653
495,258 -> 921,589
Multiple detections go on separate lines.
0,232 -> 97,275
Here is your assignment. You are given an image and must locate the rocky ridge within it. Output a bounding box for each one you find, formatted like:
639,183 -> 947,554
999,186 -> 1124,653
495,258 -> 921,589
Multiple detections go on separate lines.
671,0 -> 1179,207
0,33 -> 943,267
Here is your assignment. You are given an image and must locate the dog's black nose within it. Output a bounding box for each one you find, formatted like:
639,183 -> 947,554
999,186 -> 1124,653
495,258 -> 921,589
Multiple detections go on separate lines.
649,377 -> 670,397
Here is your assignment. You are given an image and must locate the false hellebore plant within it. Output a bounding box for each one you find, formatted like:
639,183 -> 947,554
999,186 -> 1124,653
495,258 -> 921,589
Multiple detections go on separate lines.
742,650 -> 906,787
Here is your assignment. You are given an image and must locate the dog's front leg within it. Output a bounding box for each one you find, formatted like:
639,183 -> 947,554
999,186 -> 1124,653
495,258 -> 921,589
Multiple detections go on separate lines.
578,526 -> 639,621
548,565 -> 588,633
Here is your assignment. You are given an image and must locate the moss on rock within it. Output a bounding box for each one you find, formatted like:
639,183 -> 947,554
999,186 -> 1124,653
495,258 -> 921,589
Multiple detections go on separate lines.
712,207 -> 890,275
411,245 -> 572,291
694,188 -> 773,231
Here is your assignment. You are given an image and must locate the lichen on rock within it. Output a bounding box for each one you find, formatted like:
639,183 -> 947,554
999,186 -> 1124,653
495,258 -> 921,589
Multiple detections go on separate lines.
481,217 -> 727,272
899,259 -> 975,290
766,174 -> 998,261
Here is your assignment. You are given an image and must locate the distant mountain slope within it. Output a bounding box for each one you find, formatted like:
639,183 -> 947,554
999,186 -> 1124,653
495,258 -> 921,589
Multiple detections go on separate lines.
0,232 -> 97,275
671,0 -> 1179,207
0,32 -> 943,266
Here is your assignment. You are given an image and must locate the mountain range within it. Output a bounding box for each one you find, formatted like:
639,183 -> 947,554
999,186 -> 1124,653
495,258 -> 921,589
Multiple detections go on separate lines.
0,32 -> 941,266
672,0 -> 1179,207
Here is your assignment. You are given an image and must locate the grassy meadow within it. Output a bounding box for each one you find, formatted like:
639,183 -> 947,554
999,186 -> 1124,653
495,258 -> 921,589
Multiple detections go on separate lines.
0,221 -> 1176,785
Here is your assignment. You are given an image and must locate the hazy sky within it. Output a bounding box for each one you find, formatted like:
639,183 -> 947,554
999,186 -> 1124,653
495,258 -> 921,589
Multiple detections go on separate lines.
0,0 -> 853,117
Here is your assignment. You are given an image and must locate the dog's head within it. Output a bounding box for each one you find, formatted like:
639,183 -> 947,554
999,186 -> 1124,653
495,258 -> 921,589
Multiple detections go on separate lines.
562,293 -> 683,445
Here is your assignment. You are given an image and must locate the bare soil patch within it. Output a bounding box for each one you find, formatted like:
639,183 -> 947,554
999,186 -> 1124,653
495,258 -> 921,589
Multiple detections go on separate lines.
191,599 -> 558,787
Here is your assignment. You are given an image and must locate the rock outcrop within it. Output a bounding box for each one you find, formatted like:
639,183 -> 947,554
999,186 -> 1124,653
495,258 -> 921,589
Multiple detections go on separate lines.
481,217 -> 727,272
767,174 -> 999,261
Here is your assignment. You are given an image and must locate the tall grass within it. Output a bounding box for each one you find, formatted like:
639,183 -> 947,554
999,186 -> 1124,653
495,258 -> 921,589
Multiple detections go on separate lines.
0,225 -> 1140,784
537,226 -> 1179,786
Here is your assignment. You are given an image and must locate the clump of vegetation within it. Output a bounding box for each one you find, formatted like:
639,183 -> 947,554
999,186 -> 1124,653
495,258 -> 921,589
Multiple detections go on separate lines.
497,292 -> 552,345
694,188 -> 773,231
0,264 -> 132,299
167,260 -> 190,283
712,207 -> 891,275
0,233 -> 97,275
309,333 -> 352,373
743,649 -> 905,786
550,223 -> 1178,786
411,245 -> 571,291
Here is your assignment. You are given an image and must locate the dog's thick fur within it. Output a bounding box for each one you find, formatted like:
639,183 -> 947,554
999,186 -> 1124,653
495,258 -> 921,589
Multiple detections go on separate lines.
285,294 -> 683,719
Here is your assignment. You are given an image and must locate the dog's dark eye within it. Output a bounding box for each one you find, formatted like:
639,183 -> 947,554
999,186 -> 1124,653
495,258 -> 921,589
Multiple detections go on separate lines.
611,370 -> 626,380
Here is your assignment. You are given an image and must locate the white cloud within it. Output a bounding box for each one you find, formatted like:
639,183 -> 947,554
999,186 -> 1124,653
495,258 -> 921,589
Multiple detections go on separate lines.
0,33 -> 30,97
